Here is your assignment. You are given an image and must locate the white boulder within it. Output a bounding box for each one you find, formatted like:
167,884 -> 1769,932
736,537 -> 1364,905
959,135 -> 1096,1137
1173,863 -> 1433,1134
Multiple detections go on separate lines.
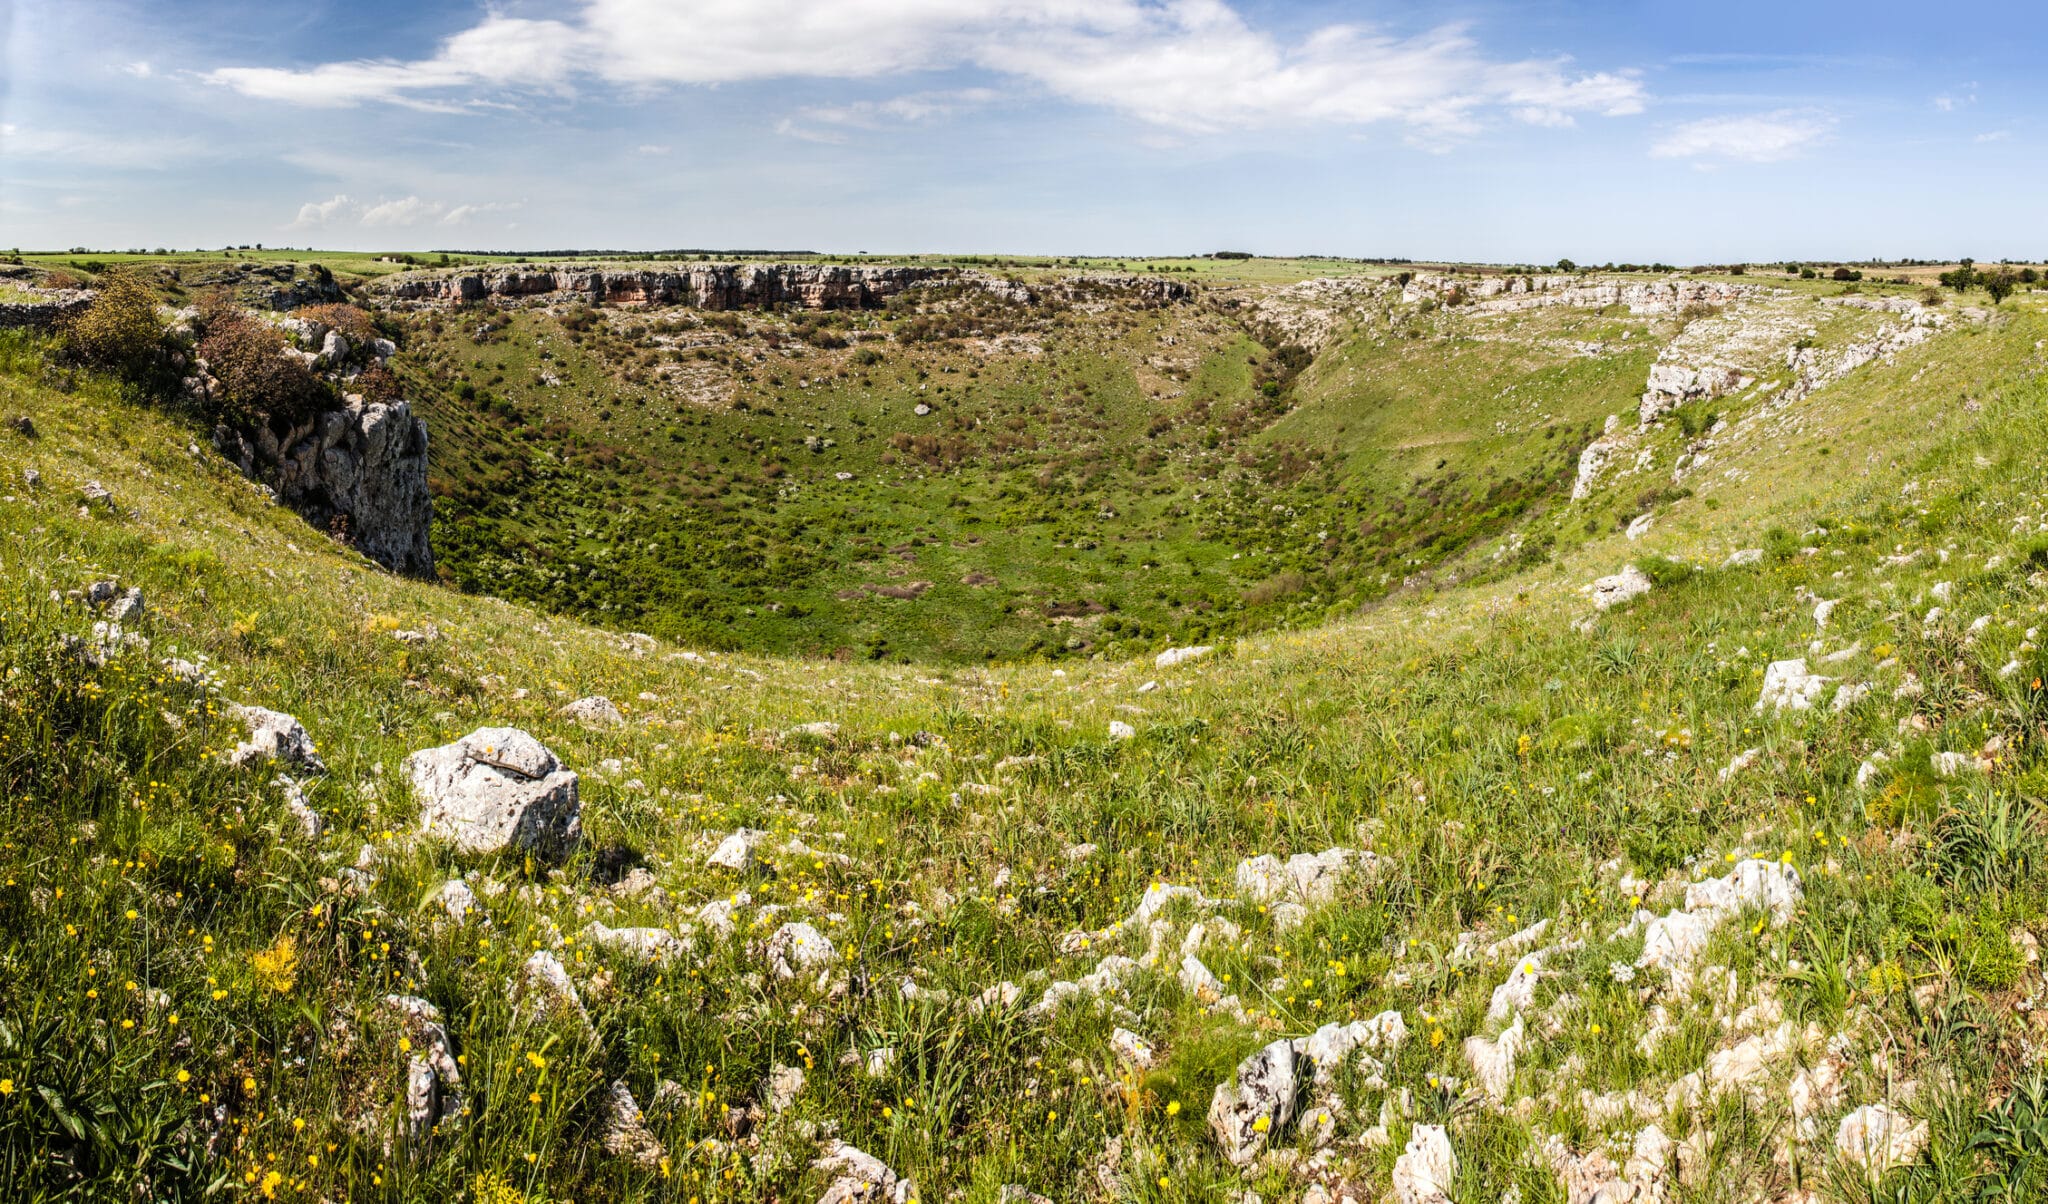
228,705 -> 326,774
406,728 -> 581,860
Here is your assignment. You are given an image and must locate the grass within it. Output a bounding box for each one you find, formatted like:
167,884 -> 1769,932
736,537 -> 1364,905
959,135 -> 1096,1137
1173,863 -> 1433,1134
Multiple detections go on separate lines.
0,279 -> 2044,1201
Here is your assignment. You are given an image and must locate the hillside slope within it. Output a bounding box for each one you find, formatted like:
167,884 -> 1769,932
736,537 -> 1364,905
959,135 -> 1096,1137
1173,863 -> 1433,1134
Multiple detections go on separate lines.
0,283 -> 2046,1203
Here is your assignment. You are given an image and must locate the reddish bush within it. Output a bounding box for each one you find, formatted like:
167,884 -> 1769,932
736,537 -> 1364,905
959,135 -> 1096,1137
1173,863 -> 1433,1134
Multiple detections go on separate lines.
196,311 -> 327,427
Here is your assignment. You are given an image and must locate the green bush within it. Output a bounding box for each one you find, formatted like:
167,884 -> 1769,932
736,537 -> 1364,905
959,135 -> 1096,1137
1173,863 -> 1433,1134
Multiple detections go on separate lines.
61,269 -> 164,377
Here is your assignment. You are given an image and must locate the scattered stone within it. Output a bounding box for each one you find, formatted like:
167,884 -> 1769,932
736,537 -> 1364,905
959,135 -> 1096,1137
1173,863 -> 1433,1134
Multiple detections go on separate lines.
513,950 -> 594,1037
1108,720 -> 1136,741
1754,659 -> 1831,712
765,1064 -> 805,1112
1721,548 -> 1763,568
765,922 -> 837,979
1391,1124 -> 1456,1204
814,1140 -> 915,1204
434,879 -> 482,924
601,1079 -> 666,1168
275,776 -> 324,842
998,1187 -> 1051,1204
227,705 -> 326,774
708,827 -> 771,871
1464,1014 -> 1526,1101
1835,1104 -> 1928,1175
1208,1038 -> 1297,1166
1110,1027 -> 1155,1069
406,728 -> 582,861
560,696 -> 624,729
582,921 -> 689,965
1589,565 -> 1653,611
1155,645 -> 1214,669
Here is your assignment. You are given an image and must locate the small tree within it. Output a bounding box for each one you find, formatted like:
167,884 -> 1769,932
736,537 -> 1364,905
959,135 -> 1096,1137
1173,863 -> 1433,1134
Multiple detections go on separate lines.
63,269 -> 164,375
1983,268 -> 2017,305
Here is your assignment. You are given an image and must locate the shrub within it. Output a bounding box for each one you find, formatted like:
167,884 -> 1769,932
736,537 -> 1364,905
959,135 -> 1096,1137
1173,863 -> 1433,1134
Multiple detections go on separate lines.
62,269 -> 164,376
298,302 -> 376,345
196,310 -> 327,427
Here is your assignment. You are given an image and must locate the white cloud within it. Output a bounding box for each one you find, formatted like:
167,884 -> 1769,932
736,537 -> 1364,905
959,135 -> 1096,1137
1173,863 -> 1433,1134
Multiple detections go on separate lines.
1974,129 -> 2010,143
122,61 -> 153,78
288,195 -> 517,230
204,0 -> 1644,139
360,196 -> 445,227
1933,85 -> 1977,112
776,88 -> 1000,140
1649,109 -> 1834,163
636,144 -> 671,155
0,122 -> 204,168
290,194 -> 358,229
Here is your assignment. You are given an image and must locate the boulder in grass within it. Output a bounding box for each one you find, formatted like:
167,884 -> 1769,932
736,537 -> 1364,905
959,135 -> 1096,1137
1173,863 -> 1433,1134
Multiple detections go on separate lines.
406,727 -> 581,861
228,705 -> 326,774
560,696 -> 624,729
1207,1038 -> 1297,1166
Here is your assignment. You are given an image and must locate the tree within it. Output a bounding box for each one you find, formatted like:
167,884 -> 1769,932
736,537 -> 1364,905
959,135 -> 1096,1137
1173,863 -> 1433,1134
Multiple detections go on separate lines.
63,269 -> 164,376
1555,258 -> 1577,273
1983,268 -> 2017,305
1939,267 -> 1978,293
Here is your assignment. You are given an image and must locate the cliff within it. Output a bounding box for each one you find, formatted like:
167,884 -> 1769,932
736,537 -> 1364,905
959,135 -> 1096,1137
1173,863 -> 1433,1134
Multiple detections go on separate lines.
375,263 -> 952,310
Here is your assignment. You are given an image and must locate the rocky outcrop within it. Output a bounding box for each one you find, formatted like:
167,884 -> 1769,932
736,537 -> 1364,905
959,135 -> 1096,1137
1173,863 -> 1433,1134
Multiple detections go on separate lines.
373,263 -> 1193,311
1403,272 -> 1771,315
376,263 -> 950,310
0,288 -> 95,330
215,398 -> 433,576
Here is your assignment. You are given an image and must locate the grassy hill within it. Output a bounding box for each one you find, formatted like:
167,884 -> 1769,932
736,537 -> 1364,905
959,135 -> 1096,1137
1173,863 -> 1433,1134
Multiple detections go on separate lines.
1,263 -> 2047,1202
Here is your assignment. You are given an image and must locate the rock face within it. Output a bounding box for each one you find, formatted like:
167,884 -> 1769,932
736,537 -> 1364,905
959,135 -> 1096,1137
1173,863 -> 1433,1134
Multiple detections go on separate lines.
405,728 -> 582,860
373,262 -> 1193,312
378,264 -> 950,310
215,398 -> 432,576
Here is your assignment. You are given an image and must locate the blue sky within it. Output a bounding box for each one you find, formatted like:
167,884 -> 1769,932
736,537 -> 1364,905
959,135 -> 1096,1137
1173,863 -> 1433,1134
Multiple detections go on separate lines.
3,0 -> 2043,261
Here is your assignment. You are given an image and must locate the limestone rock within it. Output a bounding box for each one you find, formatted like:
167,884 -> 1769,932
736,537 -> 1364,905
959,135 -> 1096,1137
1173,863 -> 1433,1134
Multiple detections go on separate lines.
1207,1039 -> 1297,1166
1464,1014 -> 1526,1101
1835,1104 -> 1927,1174
601,1079 -> 666,1168
1155,644 -> 1214,669
582,921 -> 688,965
765,1064 -> 805,1112
561,696 -> 624,729
514,950 -> 594,1036
1110,1027 -> 1155,1069
1392,1123 -> 1456,1204
709,827 -> 771,871
1755,659 -> 1831,712
1589,565 -> 1653,611
813,1140 -> 915,1204
406,728 -> 581,861
765,922 -> 837,979
227,705 -> 326,774
213,398 -> 432,576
